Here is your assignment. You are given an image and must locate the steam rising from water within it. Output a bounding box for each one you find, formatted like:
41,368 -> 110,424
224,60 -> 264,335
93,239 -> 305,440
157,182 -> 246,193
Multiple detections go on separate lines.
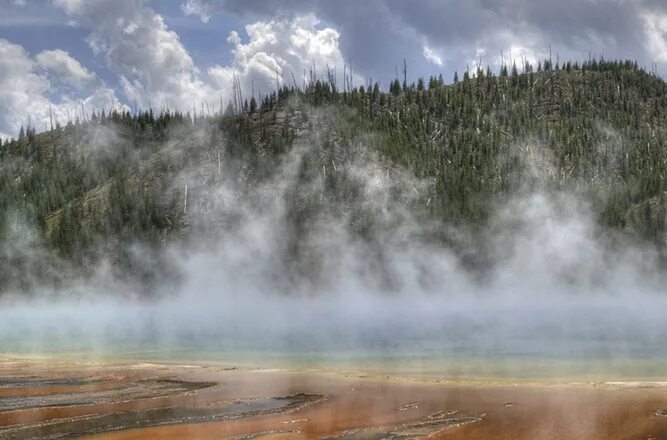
1,108 -> 666,380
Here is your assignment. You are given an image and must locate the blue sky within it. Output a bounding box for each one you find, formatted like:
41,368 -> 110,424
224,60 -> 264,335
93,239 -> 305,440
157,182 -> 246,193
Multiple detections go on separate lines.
1,0 -> 666,139
0,2 -> 239,77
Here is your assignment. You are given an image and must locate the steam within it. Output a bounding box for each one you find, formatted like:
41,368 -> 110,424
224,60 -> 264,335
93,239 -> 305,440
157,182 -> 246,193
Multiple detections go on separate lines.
1,103 -> 666,380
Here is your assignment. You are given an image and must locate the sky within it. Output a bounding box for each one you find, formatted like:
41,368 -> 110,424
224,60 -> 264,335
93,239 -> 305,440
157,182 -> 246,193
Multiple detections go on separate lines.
0,0 -> 666,139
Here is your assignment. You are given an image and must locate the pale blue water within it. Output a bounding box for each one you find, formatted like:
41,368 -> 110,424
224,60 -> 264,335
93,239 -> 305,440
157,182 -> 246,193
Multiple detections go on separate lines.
1,297 -> 665,381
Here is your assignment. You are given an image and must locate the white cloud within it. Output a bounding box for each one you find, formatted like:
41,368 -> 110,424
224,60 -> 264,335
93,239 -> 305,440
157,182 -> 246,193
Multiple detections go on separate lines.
181,0 -> 213,23
642,11 -> 667,63
54,0 -> 216,112
180,0 -> 667,81
0,39 -> 50,138
36,49 -> 98,91
422,45 -> 443,66
54,1 -> 356,117
0,38 -> 123,140
208,14 -> 356,105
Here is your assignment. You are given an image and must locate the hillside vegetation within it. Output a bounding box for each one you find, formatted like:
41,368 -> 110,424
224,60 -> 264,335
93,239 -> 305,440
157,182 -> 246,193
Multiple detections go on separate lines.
1,59 -> 667,294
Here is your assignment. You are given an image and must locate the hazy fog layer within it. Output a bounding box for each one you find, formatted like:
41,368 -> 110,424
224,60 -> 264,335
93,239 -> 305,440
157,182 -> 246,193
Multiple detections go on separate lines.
1,108 -> 666,380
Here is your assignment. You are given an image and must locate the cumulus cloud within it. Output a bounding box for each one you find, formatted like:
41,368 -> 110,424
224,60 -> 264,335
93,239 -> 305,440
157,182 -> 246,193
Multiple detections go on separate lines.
182,0 -> 667,80
0,39 -> 122,139
54,0 -> 216,111
53,0 -> 356,112
208,14 -> 355,103
0,39 -> 50,138
642,10 -> 667,63
8,0 -> 664,140
36,49 -> 98,91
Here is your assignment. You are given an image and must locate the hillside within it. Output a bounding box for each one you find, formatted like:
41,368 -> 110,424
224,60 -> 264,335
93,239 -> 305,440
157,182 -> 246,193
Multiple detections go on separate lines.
1,59 -> 667,295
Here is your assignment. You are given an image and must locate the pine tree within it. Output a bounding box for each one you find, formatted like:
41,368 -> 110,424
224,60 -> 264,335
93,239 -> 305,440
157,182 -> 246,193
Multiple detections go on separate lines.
249,97 -> 257,113
390,79 -> 401,96
417,78 -> 425,91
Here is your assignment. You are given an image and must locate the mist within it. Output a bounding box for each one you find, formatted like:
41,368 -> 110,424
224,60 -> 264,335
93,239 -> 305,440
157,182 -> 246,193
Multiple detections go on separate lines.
1,103 -> 666,381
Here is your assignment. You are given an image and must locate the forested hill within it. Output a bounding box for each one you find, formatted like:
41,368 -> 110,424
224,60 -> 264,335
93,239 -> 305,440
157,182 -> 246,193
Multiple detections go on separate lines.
1,59 -> 667,294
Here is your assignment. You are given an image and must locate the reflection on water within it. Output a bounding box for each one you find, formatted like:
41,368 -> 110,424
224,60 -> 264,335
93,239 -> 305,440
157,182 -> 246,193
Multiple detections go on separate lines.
0,391 -> 323,439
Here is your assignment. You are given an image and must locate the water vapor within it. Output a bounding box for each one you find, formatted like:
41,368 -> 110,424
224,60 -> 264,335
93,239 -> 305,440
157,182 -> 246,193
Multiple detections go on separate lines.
1,103 -> 666,380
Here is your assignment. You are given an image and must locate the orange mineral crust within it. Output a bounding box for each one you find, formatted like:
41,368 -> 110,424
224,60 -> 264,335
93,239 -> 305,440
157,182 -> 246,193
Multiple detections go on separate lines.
0,360 -> 665,439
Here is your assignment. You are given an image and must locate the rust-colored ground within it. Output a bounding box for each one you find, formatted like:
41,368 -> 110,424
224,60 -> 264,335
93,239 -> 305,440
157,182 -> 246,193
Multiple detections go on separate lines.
0,359 -> 665,439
